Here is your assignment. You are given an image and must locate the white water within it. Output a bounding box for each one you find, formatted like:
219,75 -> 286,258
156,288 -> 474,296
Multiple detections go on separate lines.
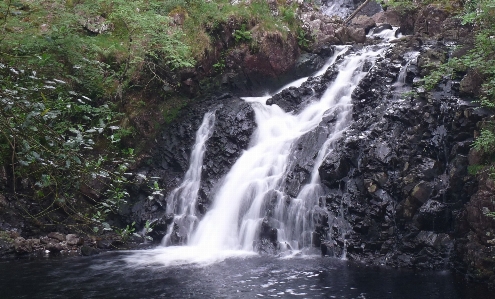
126,29 -> 398,267
161,111 -> 216,246
395,51 -> 420,89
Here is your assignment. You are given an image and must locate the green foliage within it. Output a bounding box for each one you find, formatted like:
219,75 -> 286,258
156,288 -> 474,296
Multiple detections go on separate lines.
425,0 -> 495,108
115,221 -> 136,242
233,24 -> 252,43
281,5 -> 297,27
162,100 -> 187,124
421,59 -> 458,90
297,27 -> 311,49
468,164 -> 485,175
473,128 -> 495,153
104,0 -> 194,70
143,220 -> 154,241
0,63 -> 133,233
213,60 -> 225,72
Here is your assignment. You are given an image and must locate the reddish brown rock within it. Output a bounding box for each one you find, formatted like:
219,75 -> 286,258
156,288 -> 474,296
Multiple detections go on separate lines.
335,27 -> 366,44
460,70 -> 485,97
66,234 -> 84,246
372,10 -> 402,26
351,15 -> 376,34
458,171 -> 495,284
414,5 -> 450,37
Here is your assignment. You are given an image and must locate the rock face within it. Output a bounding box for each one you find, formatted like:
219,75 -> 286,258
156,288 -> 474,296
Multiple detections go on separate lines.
456,168 -> 495,284
258,32 -> 485,270
313,49 -> 480,267
172,18 -> 302,96
220,31 -> 301,95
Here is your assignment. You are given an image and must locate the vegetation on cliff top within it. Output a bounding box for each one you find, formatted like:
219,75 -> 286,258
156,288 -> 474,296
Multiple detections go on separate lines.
0,0 -> 303,238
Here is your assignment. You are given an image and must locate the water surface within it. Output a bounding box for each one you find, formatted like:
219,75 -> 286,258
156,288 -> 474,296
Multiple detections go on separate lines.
0,253 -> 490,299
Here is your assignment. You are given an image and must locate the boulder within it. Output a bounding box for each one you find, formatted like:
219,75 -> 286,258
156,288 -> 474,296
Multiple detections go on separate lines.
66,234 -> 84,246
414,5 -> 449,38
410,181 -> 432,204
351,15 -> 376,34
48,232 -> 66,242
14,237 -> 32,253
460,70 -> 484,97
81,246 -> 100,256
415,200 -> 449,231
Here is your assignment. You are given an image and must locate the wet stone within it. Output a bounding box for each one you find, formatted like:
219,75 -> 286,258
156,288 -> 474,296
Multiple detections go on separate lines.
48,232 -> 66,242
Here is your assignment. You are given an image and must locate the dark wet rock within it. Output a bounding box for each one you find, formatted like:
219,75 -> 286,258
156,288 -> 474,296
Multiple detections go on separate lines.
410,181 -> 433,204
0,237 -> 14,255
456,171 -> 495,283
414,5 -> 449,38
336,26 -> 366,44
81,245 -> 100,256
200,97 -> 256,208
351,15 -> 376,34
460,70 -> 484,97
48,232 -> 66,242
304,38 -> 481,270
66,234 -> 84,246
96,239 -> 113,249
266,57 -> 341,113
415,200 -> 450,231
320,153 -> 351,185
294,53 -> 326,77
14,237 -> 32,253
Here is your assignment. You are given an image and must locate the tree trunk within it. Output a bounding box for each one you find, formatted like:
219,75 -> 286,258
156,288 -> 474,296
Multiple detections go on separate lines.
345,0 -> 372,24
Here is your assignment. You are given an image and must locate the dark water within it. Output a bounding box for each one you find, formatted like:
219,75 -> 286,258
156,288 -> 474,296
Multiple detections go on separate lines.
0,252 -> 490,299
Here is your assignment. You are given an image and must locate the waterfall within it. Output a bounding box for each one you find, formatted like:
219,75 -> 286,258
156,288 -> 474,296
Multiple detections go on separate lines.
394,51 -> 420,90
191,43 -> 390,253
162,111 -> 216,246
126,29 -> 399,266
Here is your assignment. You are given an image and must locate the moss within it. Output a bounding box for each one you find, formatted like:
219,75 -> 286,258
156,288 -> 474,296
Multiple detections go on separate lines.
0,230 -> 13,243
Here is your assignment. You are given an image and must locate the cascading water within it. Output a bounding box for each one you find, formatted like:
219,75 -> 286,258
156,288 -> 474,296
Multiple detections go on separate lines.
394,51 -> 420,92
161,111 -> 216,246
126,28 -> 400,266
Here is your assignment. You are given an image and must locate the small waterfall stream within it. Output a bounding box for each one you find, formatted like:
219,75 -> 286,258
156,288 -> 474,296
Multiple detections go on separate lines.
162,111 -> 216,246
126,29 -> 400,266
